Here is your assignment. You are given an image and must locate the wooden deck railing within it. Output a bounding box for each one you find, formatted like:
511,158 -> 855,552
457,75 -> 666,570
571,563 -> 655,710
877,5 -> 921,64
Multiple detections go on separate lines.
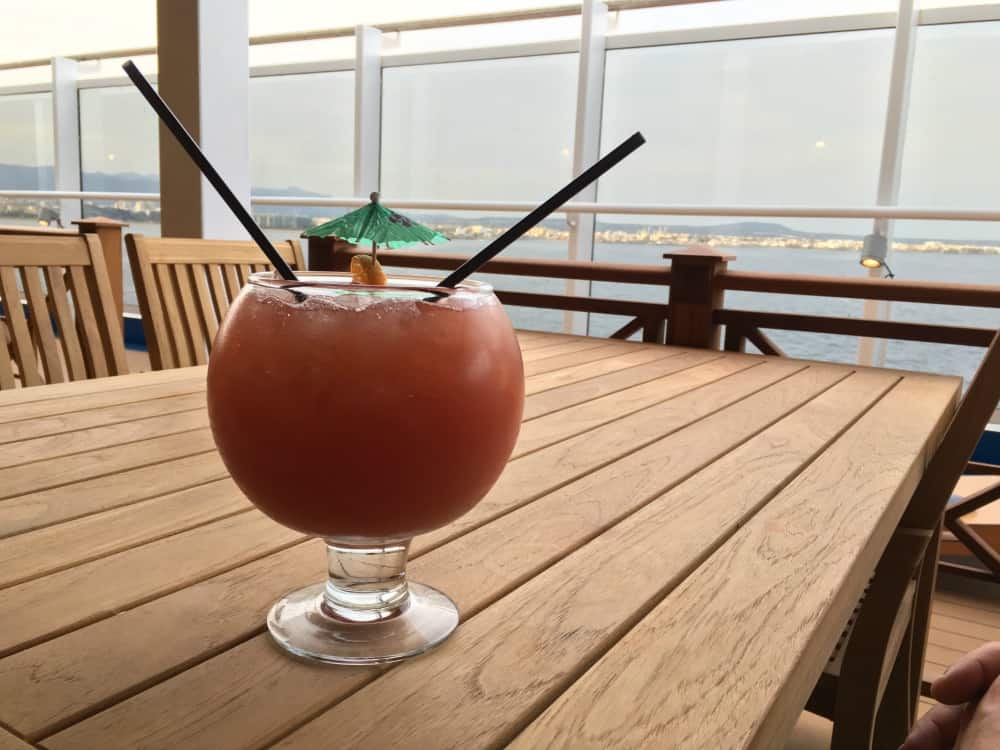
311,237 -> 1000,582
307,238 -> 1000,354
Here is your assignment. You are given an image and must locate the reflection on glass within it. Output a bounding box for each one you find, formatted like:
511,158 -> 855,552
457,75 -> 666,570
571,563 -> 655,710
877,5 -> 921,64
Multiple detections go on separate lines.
0,93 -> 55,230
0,93 -> 53,189
379,54 -> 577,332
599,31 -> 891,220
901,22 -> 1000,236
381,55 -> 577,201
249,72 -> 353,239
80,86 -> 159,192
249,71 -> 353,197
79,86 -> 160,301
893,21 -> 1000,383
594,31 -> 902,364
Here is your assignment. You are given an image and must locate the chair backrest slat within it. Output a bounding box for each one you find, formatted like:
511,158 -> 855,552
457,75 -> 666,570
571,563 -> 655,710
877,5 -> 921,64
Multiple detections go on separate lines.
43,266 -> 88,380
205,263 -> 230,321
172,265 -> 208,365
126,235 -> 305,370
126,239 -> 172,370
190,264 -> 221,345
236,264 -> 251,286
0,327 -> 16,389
82,234 -> 128,376
222,264 -> 242,302
67,264 -> 109,378
0,266 -> 44,386
0,234 -> 127,389
21,266 -> 64,383
154,263 -> 193,368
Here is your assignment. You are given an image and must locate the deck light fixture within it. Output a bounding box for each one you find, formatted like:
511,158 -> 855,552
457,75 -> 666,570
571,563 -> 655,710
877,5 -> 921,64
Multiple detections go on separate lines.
860,232 -> 895,278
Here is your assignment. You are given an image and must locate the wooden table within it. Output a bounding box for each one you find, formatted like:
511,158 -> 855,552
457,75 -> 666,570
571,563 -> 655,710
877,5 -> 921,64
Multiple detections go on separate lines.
0,332 -> 960,750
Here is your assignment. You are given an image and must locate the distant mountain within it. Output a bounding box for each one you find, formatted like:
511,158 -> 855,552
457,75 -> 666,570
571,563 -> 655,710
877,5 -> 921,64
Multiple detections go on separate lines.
2,163 -> 998,248
80,170 -> 159,193
0,163 -> 54,190
0,163 -> 324,201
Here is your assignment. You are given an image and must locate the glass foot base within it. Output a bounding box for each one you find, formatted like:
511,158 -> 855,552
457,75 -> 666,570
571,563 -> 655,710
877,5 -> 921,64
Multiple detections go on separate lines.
267,581 -> 459,665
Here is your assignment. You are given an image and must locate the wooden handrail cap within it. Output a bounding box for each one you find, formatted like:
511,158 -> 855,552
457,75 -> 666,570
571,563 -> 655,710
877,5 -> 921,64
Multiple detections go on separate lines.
72,217 -> 130,228
663,244 -> 736,263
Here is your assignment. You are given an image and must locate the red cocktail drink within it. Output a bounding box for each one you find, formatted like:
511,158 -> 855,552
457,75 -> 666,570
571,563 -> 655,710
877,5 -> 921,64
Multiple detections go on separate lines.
206,272 -> 524,664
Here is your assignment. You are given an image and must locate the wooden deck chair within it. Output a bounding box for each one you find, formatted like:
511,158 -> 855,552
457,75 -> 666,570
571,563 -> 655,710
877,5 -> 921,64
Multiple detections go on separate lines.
804,329 -> 1000,749
0,233 -> 128,389
126,235 -> 306,370
939,466 -> 1000,583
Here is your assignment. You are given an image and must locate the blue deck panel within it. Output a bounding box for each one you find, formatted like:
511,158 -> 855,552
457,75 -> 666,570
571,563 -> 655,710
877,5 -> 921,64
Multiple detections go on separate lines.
973,425 -> 1000,466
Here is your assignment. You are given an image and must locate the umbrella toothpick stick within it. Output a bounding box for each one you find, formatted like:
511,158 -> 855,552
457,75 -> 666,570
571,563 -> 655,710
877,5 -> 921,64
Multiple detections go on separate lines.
301,193 -> 448,262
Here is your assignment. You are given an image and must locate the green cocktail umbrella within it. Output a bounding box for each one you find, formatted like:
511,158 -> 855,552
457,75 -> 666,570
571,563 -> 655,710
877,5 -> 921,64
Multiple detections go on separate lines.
302,192 -> 448,260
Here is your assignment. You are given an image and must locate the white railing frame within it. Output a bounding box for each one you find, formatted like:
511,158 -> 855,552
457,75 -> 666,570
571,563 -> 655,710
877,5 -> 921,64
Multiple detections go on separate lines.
861,0 -> 921,367
3,4 -> 1000,96
10,191 -> 1000,224
2,0 -> 1000,366
567,0 -> 608,335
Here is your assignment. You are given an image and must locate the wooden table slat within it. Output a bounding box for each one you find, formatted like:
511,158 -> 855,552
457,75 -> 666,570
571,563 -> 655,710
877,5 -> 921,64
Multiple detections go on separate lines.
519,339 -> 614,363
0,429 -> 218,500
0,450 -> 227,539
0,727 -> 32,750
522,350 -> 719,420
514,355 -> 760,458
417,359 -> 805,553
515,333 -> 587,352
509,374 -> 958,750
0,360 -> 817,743
0,333 -> 964,749
0,409 -> 209,470
266,371 -> 901,750
0,376 -> 206,427
523,346 -> 678,396
37,364 -> 866,749
0,478 -> 250,589
0,512 -> 303,658
0,366 -> 206,411
523,343 -> 639,377
0,357 -> 805,741
0,392 -> 207,445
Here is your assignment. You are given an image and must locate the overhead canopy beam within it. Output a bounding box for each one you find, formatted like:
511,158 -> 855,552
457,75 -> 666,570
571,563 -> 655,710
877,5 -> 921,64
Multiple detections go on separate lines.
156,0 -> 251,239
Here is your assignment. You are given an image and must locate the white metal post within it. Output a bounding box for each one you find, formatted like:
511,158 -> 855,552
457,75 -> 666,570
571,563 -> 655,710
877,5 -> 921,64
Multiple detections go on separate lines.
51,57 -> 81,227
568,0 -> 608,334
354,26 -> 382,198
858,0 -> 919,366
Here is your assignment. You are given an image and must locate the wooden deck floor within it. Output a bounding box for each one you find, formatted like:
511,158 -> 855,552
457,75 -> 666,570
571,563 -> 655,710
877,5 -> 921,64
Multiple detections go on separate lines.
925,570 -> 1000,690
787,571 -> 998,748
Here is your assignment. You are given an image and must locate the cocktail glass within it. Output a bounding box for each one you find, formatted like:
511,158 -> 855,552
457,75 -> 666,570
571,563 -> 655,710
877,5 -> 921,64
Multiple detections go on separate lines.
206,272 -> 524,665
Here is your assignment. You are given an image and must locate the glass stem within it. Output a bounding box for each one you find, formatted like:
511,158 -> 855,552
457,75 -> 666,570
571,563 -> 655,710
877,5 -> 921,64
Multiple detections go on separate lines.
322,539 -> 412,623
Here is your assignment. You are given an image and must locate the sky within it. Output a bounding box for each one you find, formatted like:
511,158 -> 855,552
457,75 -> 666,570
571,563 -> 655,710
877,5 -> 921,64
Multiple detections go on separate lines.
2,1 -> 1000,240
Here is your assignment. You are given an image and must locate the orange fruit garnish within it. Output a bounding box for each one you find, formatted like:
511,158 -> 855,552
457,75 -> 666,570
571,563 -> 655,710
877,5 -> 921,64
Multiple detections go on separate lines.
350,255 -> 388,285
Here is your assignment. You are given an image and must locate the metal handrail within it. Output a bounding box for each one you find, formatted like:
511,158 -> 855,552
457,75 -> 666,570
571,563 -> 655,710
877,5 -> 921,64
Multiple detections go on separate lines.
0,0 -> 714,71
5,0 -> 1000,75
7,189 -> 1000,223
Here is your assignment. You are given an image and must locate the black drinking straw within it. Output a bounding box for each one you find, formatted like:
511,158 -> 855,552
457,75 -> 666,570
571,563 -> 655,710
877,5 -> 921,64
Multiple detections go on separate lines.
122,60 -> 298,281
439,131 -> 646,289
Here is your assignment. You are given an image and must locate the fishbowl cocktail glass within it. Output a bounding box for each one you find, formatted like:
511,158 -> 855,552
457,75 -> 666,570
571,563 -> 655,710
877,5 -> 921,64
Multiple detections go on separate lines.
207,272 -> 524,664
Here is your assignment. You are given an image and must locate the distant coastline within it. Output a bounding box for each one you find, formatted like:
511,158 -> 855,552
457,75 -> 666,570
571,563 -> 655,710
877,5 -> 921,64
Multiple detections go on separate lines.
3,194 -> 999,256
445,222 -> 1000,256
